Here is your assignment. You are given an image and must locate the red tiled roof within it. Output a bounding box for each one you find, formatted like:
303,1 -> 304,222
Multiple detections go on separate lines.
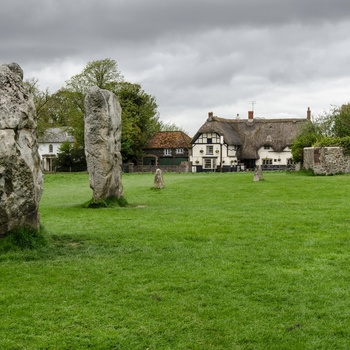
145,131 -> 191,149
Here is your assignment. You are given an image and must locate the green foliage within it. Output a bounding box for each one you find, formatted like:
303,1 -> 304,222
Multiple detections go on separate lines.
313,135 -> 350,155
117,81 -> 161,163
66,58 -> 124,93
339,136 -> 350,154
160,121 -> 188,133
0,226 -> 48,252
53,141 -> 86,172
291,121 -> 320,162
332,103 -> 350,137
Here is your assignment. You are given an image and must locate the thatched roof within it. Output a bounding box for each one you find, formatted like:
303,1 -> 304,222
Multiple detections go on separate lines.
192,116 -> 307,159
145,131 -> 191,149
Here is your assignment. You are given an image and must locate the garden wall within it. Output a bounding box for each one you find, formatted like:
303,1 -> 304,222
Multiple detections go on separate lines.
123,162 -> 190,173
303,147 -> 350,175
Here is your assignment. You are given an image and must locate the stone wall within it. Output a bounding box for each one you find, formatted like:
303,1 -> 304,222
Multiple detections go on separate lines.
125,162 -> 190,173
303,147 -> 350,175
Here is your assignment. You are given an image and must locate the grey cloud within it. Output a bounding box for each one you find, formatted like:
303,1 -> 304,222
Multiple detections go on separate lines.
1,0 -> 350,135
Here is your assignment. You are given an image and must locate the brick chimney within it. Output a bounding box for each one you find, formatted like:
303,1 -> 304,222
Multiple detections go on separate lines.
248,110 -> 254,121
208,111 -> 214,121
307,107 -> 311,121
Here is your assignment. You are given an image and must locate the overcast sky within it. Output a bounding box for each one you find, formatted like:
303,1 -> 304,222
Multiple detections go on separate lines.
2,0 -> 350,135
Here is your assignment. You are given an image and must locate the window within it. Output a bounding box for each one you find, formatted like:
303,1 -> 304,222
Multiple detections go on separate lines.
164,148 -> 171,155
49,144 -> 53,153
176,148 -> 184,154
206,145 -> 214,155
287,158 -> 295,165
264,145 -> 270,150
262,158 -> 273,165
203,158 -> 216,169
207,138 -> 212,144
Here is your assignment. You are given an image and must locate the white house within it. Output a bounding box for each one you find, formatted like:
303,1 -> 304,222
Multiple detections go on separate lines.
38,127 -> 75,171
191,110 -> 310,172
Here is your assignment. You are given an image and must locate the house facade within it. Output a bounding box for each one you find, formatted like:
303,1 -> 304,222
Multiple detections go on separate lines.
142,131 -> 192,166
191,110 -> 310,172
38,127 -> 75,171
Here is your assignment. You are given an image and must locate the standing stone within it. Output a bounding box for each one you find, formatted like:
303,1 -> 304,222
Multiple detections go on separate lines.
253,165 -> 264,182
0,63 -> 43,235
154,168 -> 165,189
84,86 -> 124,201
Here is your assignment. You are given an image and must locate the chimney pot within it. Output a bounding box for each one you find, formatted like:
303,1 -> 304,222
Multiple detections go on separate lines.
307,107 -> 311,121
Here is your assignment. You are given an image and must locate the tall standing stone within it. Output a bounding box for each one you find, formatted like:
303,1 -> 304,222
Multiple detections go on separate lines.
0,63 -> 43,235
84,86 -> 124,201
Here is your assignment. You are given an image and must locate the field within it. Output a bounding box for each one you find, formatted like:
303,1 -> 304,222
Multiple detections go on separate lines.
1,171 -> 350,349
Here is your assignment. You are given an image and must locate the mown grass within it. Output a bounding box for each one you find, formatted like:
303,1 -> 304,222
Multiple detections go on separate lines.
1,171 -> 350,349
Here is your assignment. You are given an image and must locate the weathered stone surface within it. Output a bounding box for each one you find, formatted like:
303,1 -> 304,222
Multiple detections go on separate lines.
304,147 -> 350,175
0,63 -> 43,235
253,165 -> 263,182
84,86 -> 124,200
154,168 -> 165,189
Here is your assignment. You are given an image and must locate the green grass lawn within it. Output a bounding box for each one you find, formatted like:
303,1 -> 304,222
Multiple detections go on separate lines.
1,171 -> 350,349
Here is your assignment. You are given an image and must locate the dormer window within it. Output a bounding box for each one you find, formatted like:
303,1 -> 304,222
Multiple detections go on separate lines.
264,145 -> 271,150
164,148 -> 171,156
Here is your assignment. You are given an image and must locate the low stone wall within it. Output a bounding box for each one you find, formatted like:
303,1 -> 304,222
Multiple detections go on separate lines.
304,147 -> 350,175
124,162 -> 190,173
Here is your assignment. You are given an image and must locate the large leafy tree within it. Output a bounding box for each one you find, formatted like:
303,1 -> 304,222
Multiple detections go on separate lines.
117,82 -> 160,163
66,58 -> 124,93
66,59 -> 160,163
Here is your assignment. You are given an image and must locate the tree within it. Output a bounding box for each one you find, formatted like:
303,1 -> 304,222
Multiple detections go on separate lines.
160,121 -> 188,133
66,58 -> 124,93
291,121 -> 320,163
65,59 -> 160,162
53,141 -> 86,172
117,82 -> 160,163
332,104 -> 350,138
46,88 -> 85,147
24,78 -> 52,136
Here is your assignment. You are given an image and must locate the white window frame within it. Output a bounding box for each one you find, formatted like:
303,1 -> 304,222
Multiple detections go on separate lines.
203,158 -> 216,169
206,145 -> 214,155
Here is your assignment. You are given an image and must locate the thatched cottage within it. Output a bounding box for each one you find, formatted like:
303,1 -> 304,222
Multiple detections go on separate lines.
191,109 -> 310,172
